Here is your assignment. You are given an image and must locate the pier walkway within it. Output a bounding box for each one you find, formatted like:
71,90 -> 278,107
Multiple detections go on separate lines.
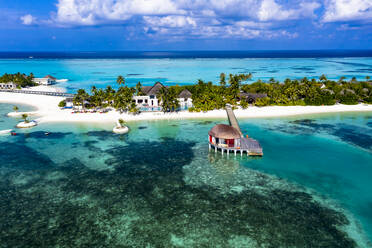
0,89 -> 75,98
226,105 -> 243,137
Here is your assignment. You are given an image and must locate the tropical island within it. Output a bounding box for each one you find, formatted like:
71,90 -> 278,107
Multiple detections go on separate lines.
0,73 -> 371,125
68,73 -> 372,112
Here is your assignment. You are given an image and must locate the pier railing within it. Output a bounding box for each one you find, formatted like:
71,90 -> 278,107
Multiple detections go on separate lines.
0,89 -> 75,98
226,105 -> 243,137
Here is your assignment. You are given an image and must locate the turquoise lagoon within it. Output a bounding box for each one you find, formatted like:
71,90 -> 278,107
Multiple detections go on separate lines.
1,57 -> 372,92
0,103 -> 371,247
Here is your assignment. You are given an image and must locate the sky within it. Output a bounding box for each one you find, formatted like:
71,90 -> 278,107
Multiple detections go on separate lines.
0,0 -> 371,51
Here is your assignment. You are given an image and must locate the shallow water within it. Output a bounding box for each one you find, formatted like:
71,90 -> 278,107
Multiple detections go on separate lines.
1,57 -> 371,92
0,103 -> 371,247
0,104 -> 36,130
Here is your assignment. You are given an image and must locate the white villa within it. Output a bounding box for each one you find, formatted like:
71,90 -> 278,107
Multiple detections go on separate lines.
32,75 -> 57,85
133,82 -> 193,111
0,82 -> 16,90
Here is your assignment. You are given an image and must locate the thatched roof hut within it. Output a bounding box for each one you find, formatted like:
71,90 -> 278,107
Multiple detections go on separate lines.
141,82 -> 165,96
178,89 -> 192,98
238,92 -> 267,103
208,124 -> 241,139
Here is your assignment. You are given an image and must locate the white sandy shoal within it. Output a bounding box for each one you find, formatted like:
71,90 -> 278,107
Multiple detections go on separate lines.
1,92 -> 372,125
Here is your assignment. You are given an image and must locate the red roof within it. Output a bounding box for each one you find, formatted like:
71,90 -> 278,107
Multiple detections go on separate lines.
44,75 -> 57,80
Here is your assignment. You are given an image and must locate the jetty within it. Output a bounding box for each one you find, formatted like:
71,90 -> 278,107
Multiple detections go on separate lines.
0,89 -> 75,98
208,105 -> 263,156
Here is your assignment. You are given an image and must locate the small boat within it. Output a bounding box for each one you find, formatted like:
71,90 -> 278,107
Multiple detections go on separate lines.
11,132 -> 17,136
45,132 -> 51,136
0,129 -> 13,135
56,79 -> 68,83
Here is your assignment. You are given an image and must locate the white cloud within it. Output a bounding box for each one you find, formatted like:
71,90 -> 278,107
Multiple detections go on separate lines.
322,0 -> 372,22
53,0 -> 182,25
20,14 -> 36,25
21,0 -> 322,39
144,16 -> 196,28
258,0 -> 320,21
52,0 -> 320,25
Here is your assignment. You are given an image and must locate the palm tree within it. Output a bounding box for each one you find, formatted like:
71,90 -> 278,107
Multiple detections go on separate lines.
74,89 -> 89,110
157,87 -> 179,112
338,76 -> 346,83
105,86 -> 115,106
136,82 -> 144,96
118,118 -> 126,128
117,75 -> 125,86
319,74 -> 327,81
219,73 -> 226,87
13,106 -> 19,112
21,114 -> 29,123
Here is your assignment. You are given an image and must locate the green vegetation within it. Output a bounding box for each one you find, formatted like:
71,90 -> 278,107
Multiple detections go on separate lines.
21,114 -> 29,123
71,74 -> 372,113
58,100 -> 66,108
118,118 -> 126,127
13,106 -> 19,112
157,87 -> 180,112
0,72 -> 36,88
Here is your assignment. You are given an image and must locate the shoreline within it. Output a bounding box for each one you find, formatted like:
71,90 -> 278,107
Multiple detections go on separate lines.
1,92 -> 372,125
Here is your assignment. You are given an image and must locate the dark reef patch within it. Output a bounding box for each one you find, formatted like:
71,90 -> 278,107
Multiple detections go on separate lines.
333,127 -> 372,150
138,126 -> 147,130
272,119 -> 372,151
0,142 -> 54,170
197,120 -> 214,125
22,131 -> 73,140
85,130 -> 119,141
0,138 -> 359,247
127,73 -> 143,76
291,66 -> 316,71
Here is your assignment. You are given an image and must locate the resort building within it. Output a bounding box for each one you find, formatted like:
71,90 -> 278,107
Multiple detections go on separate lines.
65,97 -> 74,108
133,82 -> 193,111
178,89 -> 193,110
208,105 -> 263,156
32,75 -> 56,85
238,92 -> 267,104
0,82 -> 16,90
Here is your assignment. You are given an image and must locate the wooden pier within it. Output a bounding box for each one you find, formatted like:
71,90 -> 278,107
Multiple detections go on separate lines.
208,105 -> 263,156
0,89 -> 75,98
226,105 -> 243,137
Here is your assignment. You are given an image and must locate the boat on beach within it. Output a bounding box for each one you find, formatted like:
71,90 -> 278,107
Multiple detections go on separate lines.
56,79 -> 68,83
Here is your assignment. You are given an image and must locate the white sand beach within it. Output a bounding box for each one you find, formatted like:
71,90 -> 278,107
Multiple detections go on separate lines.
1,92 -> 372,125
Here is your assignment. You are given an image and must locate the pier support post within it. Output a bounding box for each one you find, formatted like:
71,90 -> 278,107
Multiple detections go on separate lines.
209,144 -> 211,151
222,149 -> 224,156
234,150 -> 237,156
227,150 -> 229,156
240,150 -> 243,157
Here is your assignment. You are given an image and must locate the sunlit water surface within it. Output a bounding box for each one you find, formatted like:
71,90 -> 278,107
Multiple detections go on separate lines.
0,57 -> 371,92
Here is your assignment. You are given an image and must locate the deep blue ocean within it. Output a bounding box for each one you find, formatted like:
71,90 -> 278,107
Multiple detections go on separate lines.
1,50 -> 372,59
0,51 -> 372,247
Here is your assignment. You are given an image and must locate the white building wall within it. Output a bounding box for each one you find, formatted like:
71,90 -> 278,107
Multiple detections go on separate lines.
177,98 -> 193,108
33,78 -> 52,85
